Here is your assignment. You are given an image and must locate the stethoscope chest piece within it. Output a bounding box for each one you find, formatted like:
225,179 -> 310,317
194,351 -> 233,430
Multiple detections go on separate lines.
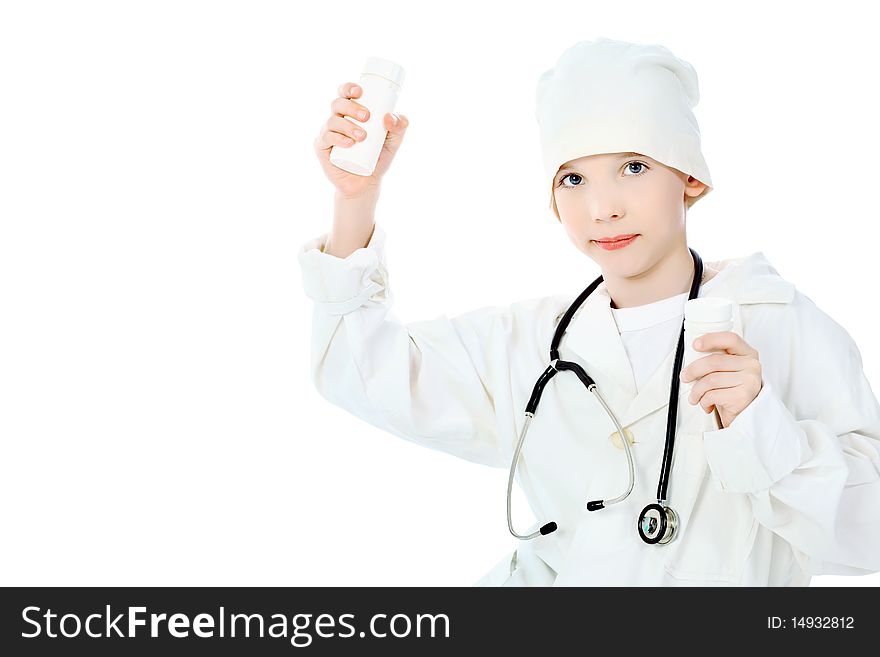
637,503 -> 678,545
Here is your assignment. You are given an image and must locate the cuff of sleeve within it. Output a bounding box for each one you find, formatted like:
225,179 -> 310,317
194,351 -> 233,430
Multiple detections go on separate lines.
297,222 -> 390,315
702,379 -> 807,494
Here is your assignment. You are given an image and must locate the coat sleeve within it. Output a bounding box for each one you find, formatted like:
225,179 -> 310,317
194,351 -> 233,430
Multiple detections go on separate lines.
297,222 -> 517,469
701,291 -> 880,576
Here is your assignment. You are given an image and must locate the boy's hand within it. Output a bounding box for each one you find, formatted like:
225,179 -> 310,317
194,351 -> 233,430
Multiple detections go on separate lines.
314,81 -> 410,200
679,331 -> 763,429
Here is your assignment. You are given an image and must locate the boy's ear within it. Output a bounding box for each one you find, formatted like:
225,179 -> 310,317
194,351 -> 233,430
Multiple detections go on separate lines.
684,176 -> 708,198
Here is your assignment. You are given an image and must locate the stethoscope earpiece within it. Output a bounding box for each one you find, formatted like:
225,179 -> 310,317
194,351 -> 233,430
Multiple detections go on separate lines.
539,522 -> 557,535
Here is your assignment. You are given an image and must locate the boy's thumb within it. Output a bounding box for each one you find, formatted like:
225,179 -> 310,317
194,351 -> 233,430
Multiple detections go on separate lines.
382,113 -> 407,153
387,112 -> 406,132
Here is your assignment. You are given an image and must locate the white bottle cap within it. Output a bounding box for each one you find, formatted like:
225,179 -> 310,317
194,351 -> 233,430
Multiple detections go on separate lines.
684,297 -> 733,323
363,57 -> 406,87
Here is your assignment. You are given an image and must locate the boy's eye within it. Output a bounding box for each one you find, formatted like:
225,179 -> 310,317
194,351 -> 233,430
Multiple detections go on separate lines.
626,161 -> 646,175
556,160 -> 649,189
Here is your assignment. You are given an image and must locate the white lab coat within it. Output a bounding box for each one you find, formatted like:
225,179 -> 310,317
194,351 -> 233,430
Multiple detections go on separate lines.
298,223 -> 880,586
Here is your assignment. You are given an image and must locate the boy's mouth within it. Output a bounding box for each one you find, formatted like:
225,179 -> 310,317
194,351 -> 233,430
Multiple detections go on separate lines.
592,235 -> 639,250
593,233 -> 639,243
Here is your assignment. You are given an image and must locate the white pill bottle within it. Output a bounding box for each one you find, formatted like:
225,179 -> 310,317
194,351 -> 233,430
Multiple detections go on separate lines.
682,297 -> 737,428
329,56 -> 406,177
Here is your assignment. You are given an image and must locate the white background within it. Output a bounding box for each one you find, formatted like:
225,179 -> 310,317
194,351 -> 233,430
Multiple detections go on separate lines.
1,0 -> 878,588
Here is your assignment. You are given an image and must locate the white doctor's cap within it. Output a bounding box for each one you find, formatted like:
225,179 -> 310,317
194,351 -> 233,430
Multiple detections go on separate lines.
535,37 -> 713,215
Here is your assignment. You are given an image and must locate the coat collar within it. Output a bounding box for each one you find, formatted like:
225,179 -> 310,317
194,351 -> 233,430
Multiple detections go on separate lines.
558,251 -> 795,429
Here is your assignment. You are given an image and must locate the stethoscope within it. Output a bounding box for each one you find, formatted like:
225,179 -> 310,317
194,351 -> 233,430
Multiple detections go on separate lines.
507,247 -> 704,546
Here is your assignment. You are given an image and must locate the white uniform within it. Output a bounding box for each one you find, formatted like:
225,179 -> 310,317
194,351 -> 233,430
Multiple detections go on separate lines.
298,224 -> 880,586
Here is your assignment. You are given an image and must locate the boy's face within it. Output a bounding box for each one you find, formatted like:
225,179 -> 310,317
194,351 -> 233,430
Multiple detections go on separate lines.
553,152 -> 707,278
